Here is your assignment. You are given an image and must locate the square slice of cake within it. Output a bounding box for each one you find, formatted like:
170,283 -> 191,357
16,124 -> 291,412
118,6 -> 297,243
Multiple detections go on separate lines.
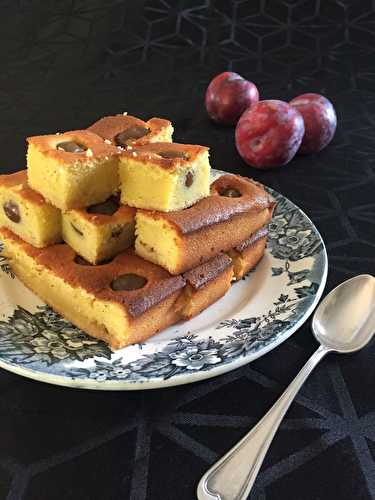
177,254 -> 233,319
135,174 -> 275,274
119,143 -> 210,211
88,114 -> 173,148
0,228 -> 185,350
27,130 -> 119,210
0,170 -> 61,247
227,226 -> 268,280
62,194 -> 136,264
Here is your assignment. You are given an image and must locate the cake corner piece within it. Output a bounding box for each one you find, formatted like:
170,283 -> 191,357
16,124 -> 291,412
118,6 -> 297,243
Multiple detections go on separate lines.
0,170 -> 62,248
26,129 -> 120,210
62,195 -> 136,264
119,142 -> 211,212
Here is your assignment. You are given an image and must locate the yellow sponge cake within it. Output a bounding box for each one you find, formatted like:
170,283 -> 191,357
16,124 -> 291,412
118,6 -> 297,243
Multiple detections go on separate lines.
88,114 -> 173,148
0,228 -> 185,350
0,170 -> 61,248
135,174 -> 275,274
27,130 -> 119,210
62,194 -> 136,264
119,142 -> 210,211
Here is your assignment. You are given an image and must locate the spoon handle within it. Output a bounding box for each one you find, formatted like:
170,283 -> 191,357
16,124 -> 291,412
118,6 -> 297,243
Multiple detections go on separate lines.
197,345 -> 330,500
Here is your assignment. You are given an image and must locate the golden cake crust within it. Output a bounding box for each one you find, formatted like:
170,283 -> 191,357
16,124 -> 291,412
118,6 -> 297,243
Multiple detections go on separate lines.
72,199 -> 136,227
141,174 -> 275,235
120,142 -> 209,172
0,170 -> 49,206
0,228 -> 185,318
0,228 -> 185,349
135,174 -> 274,274
96,251 -> 185,317
39,247 -> 185,318
27,130 -> 118,164
228,226 -> 268,280
88,114 -> 172,147
234,226 -> 269,253
183,254 -> 232,290
0,228 -> 41,259
177,254 -> 234,319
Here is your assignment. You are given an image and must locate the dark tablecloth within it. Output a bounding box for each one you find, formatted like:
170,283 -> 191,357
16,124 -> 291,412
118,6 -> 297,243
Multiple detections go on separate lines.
1,1 -> 375,499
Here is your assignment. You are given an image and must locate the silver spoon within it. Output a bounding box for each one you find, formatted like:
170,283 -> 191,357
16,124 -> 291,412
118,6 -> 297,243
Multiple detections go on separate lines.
197,274 -> 375,500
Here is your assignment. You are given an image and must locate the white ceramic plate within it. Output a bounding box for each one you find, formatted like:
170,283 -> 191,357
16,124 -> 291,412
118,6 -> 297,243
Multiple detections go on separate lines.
0,171 -> 327,390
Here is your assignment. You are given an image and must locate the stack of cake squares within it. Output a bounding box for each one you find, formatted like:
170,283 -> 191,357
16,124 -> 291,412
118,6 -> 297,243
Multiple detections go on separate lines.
0,113 -> 275,350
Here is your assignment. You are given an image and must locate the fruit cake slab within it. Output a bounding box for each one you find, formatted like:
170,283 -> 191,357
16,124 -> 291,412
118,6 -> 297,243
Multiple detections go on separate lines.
0,170 -> 327,390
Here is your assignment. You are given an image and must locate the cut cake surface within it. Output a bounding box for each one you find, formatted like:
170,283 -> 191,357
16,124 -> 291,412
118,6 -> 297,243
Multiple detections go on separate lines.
135,174 -> 274,274
0,170 -> 61,247
119,142 -> 210,212
27,130 -> 119,210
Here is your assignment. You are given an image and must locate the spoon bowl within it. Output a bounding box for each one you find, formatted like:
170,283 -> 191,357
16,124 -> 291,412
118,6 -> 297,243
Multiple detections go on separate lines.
313,274 -> 375,353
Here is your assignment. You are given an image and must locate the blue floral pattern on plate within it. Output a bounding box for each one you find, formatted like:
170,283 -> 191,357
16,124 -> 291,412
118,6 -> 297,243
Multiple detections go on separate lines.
0,175 -> 327,390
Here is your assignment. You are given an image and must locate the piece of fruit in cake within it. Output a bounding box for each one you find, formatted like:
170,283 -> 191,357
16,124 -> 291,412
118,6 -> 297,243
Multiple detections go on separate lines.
0,170 -> 61,247
118,142 -> 210,211
88,114 -> 173,148
27,130 -> 119,210
62,194 -> 136,264
0,228 -> 185,350
135,174 -> 275,274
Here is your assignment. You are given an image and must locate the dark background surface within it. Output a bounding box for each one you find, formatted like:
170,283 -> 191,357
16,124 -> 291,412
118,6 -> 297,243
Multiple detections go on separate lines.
1,1 -> 375,499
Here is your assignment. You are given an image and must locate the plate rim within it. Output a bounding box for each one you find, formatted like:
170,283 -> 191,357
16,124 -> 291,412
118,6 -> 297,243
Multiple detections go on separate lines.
0,263 -> 327,390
